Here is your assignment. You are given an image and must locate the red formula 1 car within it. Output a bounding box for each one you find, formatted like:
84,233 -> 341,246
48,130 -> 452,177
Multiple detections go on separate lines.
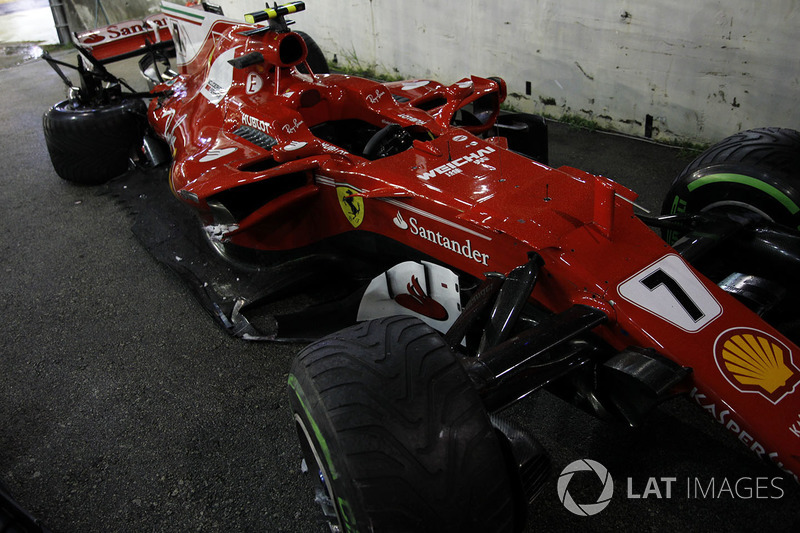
42,2 -> 800,531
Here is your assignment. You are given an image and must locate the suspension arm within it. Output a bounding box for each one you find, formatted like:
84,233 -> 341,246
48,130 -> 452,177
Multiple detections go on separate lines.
465,305 -> 608,412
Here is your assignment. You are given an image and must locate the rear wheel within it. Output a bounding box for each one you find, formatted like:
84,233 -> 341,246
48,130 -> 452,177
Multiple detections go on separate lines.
288,315 -> 519,532
296,31 -> 329,74
494,112 -> 549,165
661,127 -> 800,243
43,98 -> 147,185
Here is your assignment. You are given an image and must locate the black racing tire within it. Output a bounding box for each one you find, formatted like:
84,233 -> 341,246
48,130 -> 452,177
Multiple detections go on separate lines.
295,31 -> 329,74
43,98 -> 147,185
495,112 -> 549,165
661,127 -> 800,243
288,315 -> 519,532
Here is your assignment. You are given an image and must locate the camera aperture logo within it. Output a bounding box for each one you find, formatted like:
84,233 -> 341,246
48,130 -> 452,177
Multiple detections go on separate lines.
557,459 -> 614,516
557,458 -> 786,517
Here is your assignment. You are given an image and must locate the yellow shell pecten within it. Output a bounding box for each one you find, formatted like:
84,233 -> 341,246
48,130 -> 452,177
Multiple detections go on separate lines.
722,333 -> 794,393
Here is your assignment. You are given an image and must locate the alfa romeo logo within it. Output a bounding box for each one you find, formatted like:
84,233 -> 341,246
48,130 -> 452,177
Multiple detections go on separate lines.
557,459 -> 614,516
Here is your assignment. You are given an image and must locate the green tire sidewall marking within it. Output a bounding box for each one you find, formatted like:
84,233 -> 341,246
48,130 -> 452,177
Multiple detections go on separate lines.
687,173 -> 800,214
288,373 -> 338,479
337,497 -> 358,533
289,373 -> 360,531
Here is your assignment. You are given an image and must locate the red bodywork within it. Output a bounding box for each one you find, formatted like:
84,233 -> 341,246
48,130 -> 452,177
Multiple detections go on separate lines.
141,4 -> 800,482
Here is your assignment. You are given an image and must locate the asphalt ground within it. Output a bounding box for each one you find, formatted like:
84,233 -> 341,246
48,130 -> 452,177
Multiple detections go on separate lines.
1,48 -> 799,532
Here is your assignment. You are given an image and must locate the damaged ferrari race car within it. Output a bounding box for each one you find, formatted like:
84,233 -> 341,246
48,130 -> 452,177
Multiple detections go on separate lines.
41,1 -> 800,531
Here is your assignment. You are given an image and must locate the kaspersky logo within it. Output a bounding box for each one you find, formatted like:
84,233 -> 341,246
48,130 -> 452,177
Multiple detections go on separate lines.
714,328 -> 800,404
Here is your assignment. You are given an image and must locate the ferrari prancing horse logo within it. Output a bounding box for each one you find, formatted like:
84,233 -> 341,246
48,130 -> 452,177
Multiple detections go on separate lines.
336,186 -> 364,228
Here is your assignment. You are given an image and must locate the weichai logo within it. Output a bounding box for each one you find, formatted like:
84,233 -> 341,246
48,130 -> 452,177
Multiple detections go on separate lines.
714,328 -> 800,404
415,146 -> 495,180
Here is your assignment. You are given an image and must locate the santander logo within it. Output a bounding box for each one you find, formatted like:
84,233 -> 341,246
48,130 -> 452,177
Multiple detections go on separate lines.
81,33 -> 104,44
394,275 -> 448,321
393,212 -> 409,230
284,141 -> 308,151
199,147 -> 237,162
392,211 -> 489,266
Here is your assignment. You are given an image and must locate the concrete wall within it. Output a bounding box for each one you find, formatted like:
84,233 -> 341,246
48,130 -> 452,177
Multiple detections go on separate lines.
220,0 -> 800,144
100,1 -> 800,144
64,0 -> 161,33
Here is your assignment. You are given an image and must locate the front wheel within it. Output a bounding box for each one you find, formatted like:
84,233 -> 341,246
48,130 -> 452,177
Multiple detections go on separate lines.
288,315 -> 519,532
661,127 -> 800,243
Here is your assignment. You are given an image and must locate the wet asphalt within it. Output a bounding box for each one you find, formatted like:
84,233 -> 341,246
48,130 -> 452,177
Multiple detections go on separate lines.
1,48 -> 799,532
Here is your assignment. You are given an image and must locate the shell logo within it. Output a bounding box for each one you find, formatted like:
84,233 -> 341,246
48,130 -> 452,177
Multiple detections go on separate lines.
714,328 -> 800,404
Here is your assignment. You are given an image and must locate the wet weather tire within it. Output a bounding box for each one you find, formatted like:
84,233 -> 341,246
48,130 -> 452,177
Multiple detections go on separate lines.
296,31 -> 329,74
288,315 -> 519,532
43,98 -> 147,185
661,127 -> 800,242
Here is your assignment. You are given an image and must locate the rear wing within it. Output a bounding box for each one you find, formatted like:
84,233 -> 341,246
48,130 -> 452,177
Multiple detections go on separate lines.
72,2 -> 226,64
47,2 -> 228,104
74,14 -> 173,63
71,1 -> 306,72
